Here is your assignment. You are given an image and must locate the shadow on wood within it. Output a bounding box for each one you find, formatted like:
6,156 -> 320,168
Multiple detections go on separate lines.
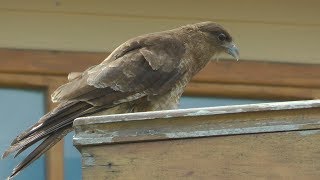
73,100 -> 320,180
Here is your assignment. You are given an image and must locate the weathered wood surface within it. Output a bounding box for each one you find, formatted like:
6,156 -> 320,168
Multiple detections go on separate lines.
80,130 -> 320,180
73,100 -> 320,180
74,100 -> 320,145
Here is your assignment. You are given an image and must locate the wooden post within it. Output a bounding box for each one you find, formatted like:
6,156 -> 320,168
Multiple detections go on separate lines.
73,100 -> 320,180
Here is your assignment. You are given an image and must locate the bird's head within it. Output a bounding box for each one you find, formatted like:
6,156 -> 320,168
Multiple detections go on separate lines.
196,21 -> 239,61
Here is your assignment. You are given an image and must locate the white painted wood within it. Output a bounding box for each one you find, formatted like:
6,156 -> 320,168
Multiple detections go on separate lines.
74,100 -> 320,125
73,100 -> 320,146
2,0 -> 320,24
0,0 -> 320,63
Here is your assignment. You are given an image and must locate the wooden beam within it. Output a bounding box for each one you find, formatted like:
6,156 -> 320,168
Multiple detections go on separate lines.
81,131 -> 320,180
193,60 -> 320,88
185,82 -> 320,100
74,100 -> 320,143
45,84 -> 67,180
0,72 -> 67,88
0,48 -> 104,75
73,100 -> 320,179
1,48 -> 320,89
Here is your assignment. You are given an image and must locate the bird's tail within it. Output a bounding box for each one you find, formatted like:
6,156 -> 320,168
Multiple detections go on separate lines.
1,101 -> 92,179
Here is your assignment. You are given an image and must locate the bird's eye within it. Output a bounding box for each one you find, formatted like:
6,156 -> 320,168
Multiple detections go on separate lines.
218,33 -> 226,41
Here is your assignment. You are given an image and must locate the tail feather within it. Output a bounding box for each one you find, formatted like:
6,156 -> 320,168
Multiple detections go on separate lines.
2,89 -> 120,178
2,102 -> 91,159
9,128 -> 72,179
1,100 -> 97,178
14,138 -> 38,158
11,101 -> 79,145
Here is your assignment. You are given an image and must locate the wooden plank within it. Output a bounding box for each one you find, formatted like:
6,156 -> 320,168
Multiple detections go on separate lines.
45,85 -> 65,180
1,0 -> 320,24
0,10 -> 319,63
74,100 -> 320,145
0,48 -> 104,75
81,130 -> 320,180
0,72 -> 67,88
193,60 -> 320,88
74,100 -> 320,125
45,142 -> 64,180
2,49 -> 320,90
185,82 -> 320,100
74,100 -> 320,180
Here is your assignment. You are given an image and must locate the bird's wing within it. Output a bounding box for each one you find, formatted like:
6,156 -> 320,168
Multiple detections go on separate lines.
52,34 -> 186,106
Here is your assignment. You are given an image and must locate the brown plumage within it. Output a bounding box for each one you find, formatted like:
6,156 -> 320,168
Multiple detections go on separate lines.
2,21 -> 239,179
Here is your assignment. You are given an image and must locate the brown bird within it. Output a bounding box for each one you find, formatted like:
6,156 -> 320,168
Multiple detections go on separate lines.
2,21 -> 239,179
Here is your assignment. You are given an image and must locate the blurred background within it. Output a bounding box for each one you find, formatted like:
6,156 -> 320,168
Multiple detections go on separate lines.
0,0 -> 319,179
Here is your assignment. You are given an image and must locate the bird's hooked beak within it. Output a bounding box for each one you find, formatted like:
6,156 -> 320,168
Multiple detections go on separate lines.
223,43 -> 239,61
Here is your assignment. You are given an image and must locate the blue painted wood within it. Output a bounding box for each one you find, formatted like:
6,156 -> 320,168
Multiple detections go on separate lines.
0,88 -> 46,180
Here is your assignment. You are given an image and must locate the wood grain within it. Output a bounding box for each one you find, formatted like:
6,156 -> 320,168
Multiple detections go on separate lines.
0,72 -> 67,88
75,100 -> 320,180
74,100 -> 320,145
81,130 -> 320,180
0,48 -> 104,75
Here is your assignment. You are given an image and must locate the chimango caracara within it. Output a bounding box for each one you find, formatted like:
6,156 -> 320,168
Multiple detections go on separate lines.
2,21 -> 239,178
